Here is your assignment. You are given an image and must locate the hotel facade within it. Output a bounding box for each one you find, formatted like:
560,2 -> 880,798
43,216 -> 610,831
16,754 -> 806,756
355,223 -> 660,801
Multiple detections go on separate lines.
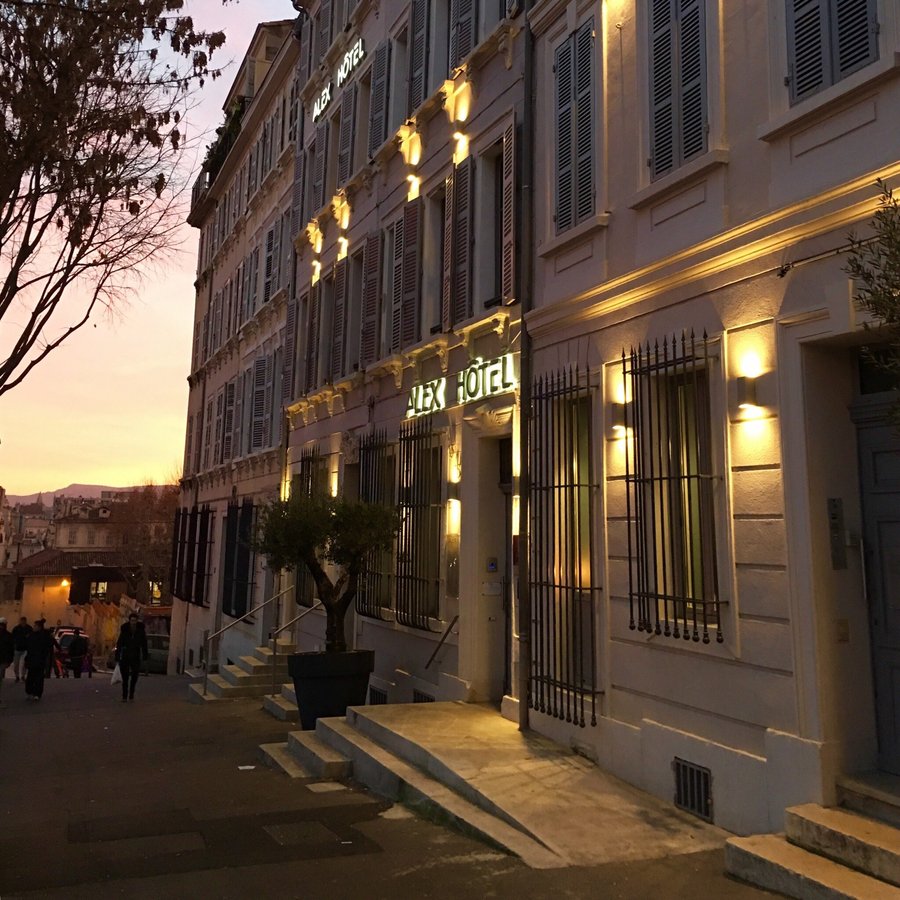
174,0 -> 900,836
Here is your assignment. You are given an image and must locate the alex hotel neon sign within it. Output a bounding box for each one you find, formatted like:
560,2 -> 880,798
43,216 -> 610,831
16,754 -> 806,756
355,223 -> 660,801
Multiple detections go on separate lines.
406,354 -> 518,418
313,39 -> 366,121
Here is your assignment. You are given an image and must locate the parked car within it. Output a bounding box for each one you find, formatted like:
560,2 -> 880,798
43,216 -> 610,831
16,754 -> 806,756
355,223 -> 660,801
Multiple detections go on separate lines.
52,626 -> 95,676
107,633 -> 170,675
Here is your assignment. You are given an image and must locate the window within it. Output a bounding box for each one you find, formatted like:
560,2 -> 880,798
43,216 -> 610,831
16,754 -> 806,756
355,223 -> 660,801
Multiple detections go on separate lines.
90,581 -> 108,601
473,147 -> 503,308
290,447 -> 329,607
396,416 -> 442,629
555,20 -> 595,230
648,0 -> 706,180
389,29 -> 409,135
529,366 -> 598,727
786,0 -> 878,103
222,499 -> 255,619
622,333 -> 722,643
357,430 -> 396,620
368,41 -> 391,158
345,250 -> 364,374
87,527 -> 96,546
408,0 -> 431,114
449,0 -> 477,70
442,157 -> 473,326
67,527 -> 77,546
331,258 -> 349,381
359,233 -> 382,369
336,84 -> 358,187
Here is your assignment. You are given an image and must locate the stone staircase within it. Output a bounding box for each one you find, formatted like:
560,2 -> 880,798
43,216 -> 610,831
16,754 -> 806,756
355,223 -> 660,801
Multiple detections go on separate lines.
187,639 -> 295,704
726,774 -> 900,898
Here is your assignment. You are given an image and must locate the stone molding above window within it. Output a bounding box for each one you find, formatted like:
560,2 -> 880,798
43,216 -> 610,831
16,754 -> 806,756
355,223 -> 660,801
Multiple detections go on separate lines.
538,211 -> 610,259
628,148 -> 729,211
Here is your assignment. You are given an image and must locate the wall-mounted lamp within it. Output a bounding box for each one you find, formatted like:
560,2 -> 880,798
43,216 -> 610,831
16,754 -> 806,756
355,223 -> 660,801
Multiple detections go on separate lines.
443,76 -> 472,124
311,259 -> 322,285
398,124 -> 423,167
447,481 -> 460,502
337,236 -> 349,260
610,401 -> 631,436
61,578 -> 70,588
406,174 -> 421,201
306,220 -> 324,254
452,131 -> 469,165
736,375 -> 757,410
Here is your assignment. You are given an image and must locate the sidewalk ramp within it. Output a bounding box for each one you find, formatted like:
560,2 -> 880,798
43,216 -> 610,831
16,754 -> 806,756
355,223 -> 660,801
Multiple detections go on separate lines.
260,701 -> 725,869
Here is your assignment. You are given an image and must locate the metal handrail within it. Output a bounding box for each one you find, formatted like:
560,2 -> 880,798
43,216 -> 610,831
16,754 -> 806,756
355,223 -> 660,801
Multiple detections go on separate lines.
424,615 -> 459,669
269,601 -> 323,700
202,584 -> 294,696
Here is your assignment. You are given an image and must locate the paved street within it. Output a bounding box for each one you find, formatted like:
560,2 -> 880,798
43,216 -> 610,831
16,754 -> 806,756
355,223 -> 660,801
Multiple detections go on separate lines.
0,674 -> 778,899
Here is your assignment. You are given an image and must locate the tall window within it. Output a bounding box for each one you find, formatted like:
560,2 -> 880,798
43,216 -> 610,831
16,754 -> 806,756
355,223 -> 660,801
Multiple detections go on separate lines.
621,333 -> 722,644
291,448 -> 329,608
648,0 -> 707,180
786,0 -> 878,103
357,430 -> 396,620
222,499 -> 255,619
555,20 -> 594,232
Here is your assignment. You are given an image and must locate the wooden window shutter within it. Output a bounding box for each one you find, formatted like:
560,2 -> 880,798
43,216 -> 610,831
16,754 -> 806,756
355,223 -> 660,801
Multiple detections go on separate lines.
283,298 -> 299,403
272,216 -> 282,292
306,282 -> 321,391
299,18 -> 313,85
337,83 -> 358,186
835,0 -> 878,80
262,353 -> 275,447
233,369 -> 245,458
368,42 -> 391,159
574,20 -> 595,223
390,216 -> 404,353
318,0 -> 333,64
453,0 -> 476,69
184,415 -> 194,475
401,198 -> 422,348
501,116 -> 516,304
441,171 -> 454,331
408,0 -> 430,114
555,35 -> 575,232
331,258 -> 348,381
281,213 -> 292,294
222,378 -> 236,461
360,233 -> 382,368
452,156 -> 474,324
263,226 -> 275,303
312,120 -> 329,213
251,356 -> 268,451
649,0 -> 675,178
787,0 -> 829,102
194,507 -> 210,606
678,0 -> 707,164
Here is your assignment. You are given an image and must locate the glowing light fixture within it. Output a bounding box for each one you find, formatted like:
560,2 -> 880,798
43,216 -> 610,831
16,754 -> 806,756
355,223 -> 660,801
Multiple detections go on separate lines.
311,259 -> 322,285
398,125 -> 423,166
736,376 -> 758,410
332,194 -> 351,231
610,401 -> 631,435
337,236 -> 349,260
407,174 -> 421,201
443,76 -> 472,124
61,578 -> 70,588
306,220 -> 324,254
452,131 -> 469,165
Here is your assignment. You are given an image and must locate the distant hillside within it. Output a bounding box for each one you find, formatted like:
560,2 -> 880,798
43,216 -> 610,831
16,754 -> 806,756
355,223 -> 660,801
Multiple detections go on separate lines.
5,484 -> 136,506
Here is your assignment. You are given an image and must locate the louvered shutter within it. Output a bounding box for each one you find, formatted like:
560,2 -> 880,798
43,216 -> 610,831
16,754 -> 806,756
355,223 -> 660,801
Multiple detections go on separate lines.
453,0 -> 476,69
390,217 -> 404,353
298,18 -> 312,85
202,398 -> 213,469
649,0 -> 675,178
401,199 -> 421,348
291,144 -> 305,238
312,120 -> 328,212
213,389 -> 224,464
452,156 -> 474,324
318,0 -> 333,64
193,404 -> 203,472
194,507 -> 210,606
360,233 -> 381,368
262,354 -> 274,447
835,0 -> 877,80
233,370 -> 245,457
283,298 -> 298,402
184,415 -> 194,475
192,322 -> 200,371
408,0 -> 430,114
263,226 -> 275,303
337,83 -> 357,186
251,356 -> 268,451
501,117 -> 516,304
331,258 -> 348,380
272,217 -> 282,293
235,499 -> 255,616
170,508 -> 182,598
678,1 -> 706,163
555,35 -> 575,232
282,213 -> 293,294
184,507 -> 198,602
787,0 -> 829,102
222,379 -> 236,461
441,172 -> 454,330
574,21 -> 595,223
222,503 -> 238,616
368,42 -> 391,158
306,283 -> 321,390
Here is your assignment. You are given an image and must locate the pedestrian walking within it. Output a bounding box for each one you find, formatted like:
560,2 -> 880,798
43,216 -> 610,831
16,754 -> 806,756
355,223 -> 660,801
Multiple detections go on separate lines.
24,620 -> 54,701
0,618 -> 14,706
11,616 -> 31,683
68,629 -> 88,679
115,613 -> 148,702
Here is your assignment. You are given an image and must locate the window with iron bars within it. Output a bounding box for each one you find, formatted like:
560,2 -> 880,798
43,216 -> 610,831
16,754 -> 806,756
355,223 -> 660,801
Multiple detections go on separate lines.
222,498 -> 256,619
529,366 -> 599,728
395,416 -> 442,631
621,332 -> 722,644
356,429 -> 397,621
290,446 -> 329,608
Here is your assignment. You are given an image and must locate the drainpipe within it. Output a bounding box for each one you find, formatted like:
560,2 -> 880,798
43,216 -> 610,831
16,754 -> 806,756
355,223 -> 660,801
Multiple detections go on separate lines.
516,0 -> 535,733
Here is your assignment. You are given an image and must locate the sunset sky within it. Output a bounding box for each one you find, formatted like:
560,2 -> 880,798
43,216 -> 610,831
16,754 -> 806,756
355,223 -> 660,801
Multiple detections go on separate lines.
0,0 -> 291,496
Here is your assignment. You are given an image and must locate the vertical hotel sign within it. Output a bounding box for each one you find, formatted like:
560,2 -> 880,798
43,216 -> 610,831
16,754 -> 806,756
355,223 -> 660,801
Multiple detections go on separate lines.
313,39 -> 366,121
406,354 -> 518,418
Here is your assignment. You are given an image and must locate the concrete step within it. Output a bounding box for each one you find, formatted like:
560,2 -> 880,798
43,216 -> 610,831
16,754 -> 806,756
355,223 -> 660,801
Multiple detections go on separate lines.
261,640 -> 296,656
220,663 -> 288,687
262,691 -> 299,722
839,775 -> 900,830
187,682 -> 220,704
786,804 -> 900,887
235,654 -> 290,677
203,672 -> 265,698
314,716 -> 563,869
346,705 -> 536,841
726,833 -> 899,900
258,742 -> 315,780
287,731 -> 352,780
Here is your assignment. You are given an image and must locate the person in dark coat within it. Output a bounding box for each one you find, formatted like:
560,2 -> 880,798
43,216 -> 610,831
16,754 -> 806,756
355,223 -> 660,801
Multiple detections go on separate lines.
11,616 -> 31,682
24,620 -> 54,701
68,629 -> 88,679
115,613 -> 148,702
0,618 -> 14,706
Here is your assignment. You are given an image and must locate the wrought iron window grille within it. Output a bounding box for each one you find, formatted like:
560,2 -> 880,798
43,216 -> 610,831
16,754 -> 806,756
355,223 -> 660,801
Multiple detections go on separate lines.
621,332 -> 723,644
529,365 -> 600,727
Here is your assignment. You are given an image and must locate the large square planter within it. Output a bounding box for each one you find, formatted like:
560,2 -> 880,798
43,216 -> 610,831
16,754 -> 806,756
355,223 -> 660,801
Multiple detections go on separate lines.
287,649 -> 375,730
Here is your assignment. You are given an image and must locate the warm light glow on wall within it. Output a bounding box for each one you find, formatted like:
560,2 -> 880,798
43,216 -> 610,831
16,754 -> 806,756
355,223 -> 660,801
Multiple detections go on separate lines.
61,579 -> 69,588
311,260 -> 322,285
448,445 -> 462,484
306,220 -> 324,254
332,194 -> 351,231
407,174 -> 421,201
446,498 -> 461,536
452,131 -> 469,165
330,469 -> 339,498
511,494 -> 520,535
443,77 -> 472,124
398,125 -> 423,166
337,236 -> 349,260
740,351 -> 764,380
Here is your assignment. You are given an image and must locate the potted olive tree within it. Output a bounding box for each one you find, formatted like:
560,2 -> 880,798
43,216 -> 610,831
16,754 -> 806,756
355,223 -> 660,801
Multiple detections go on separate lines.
255,492 -> 399,729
